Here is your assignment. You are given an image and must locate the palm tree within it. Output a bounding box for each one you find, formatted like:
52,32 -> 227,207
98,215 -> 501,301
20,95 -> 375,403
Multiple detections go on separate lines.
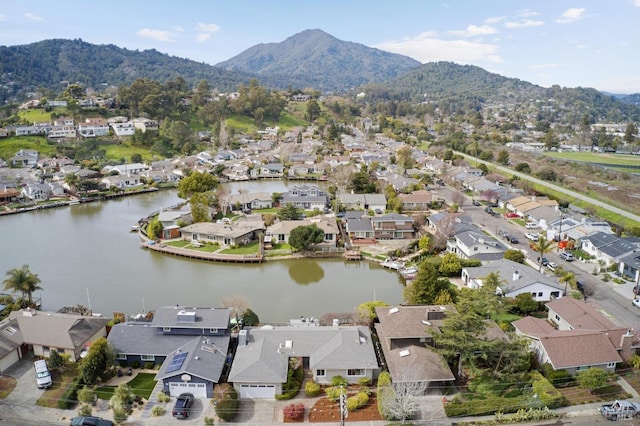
559,271 -> 577,295
533,235 -> 555,272
64,173 -> 80,192
3,265 -> 42,307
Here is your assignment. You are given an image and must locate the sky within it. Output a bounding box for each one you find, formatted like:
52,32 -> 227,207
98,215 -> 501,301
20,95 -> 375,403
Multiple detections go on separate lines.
1,0 -> 640,93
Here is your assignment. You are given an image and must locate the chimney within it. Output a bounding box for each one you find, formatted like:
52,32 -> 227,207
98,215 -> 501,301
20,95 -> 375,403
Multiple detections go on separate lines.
620,330 -> 635,361
513,270 -> 520,281
238,329 -> 247,346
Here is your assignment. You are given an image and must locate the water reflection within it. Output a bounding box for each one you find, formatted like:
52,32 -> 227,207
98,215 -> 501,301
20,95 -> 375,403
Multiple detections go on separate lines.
288,259 -> 325,285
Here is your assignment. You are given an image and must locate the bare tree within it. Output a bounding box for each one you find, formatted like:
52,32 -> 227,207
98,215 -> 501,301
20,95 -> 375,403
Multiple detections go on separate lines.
432,213 -> 458,249
216,186 -> 230,215
221,294 -> 250,326
451,190 -> 466,207
379,374 -> 427,423
328,165 -> 353,196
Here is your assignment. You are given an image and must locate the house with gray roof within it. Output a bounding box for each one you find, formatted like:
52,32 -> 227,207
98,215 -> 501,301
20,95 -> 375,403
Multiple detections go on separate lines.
228,324 -> 379,399
448,230 -> 506,261
265,217 -> 338,247
513,297 -> 638,375
281,185 -> 328,211
226,192 -> 273,212
108,306 -> 231,398
462,259 -> 565,302
179,221 -> 264,247
345,215 -> 374,240
370,214 -> 415,240
580,232 -> 640,268
8,308 -> 108,362
337,193 -> 387,212
619,249 -> 640,282
0,317 -> 26,373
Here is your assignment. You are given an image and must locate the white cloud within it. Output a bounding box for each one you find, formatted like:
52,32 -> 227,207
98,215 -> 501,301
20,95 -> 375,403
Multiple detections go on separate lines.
484,16 -> 505,24
375,32 -> 502,64
504,19 -> 544,29
515,9 -> 540,18
137,28 -> 176,42
634,0 -> 640,7
24,12 -> 43,21
195,22 -> 220,42
555,8 -> 586,24
449,24 -> 498,37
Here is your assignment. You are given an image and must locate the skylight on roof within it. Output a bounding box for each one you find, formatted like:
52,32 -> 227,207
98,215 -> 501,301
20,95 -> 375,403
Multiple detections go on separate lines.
389,307 -> 399,314
399,349 -> 411,357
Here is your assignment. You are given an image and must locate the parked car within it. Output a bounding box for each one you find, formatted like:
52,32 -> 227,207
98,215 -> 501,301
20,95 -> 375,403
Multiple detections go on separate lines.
525,222 -> 539,229
172,393 -> 195,419
538,257 -> 549,266
633,299 -> 640,308
70,417 -> 114,426
505,212 -> 519,218
547,262 -> 558,272
599,400 -> 640,420
472,200 -> 480,206
484,207 -> 494,214
508,236 -> 519,244
560,252 -> 574,261
525,232 -> 539,242
374,208 -> 383,214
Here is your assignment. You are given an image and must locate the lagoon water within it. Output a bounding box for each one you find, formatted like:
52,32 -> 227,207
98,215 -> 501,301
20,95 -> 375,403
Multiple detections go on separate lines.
0,181 -> 403,323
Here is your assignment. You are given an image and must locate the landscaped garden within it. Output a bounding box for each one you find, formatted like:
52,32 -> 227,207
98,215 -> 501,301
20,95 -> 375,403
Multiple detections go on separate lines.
95,372 -> 157,400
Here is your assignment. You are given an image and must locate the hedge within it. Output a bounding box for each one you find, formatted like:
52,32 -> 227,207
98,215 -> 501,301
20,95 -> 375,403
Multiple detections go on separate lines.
531,372 -> 563,408
347,391 -> 370,411
58,376 -> 85,409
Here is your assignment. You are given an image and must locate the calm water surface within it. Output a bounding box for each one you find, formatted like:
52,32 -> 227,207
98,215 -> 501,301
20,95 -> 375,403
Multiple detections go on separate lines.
0,181 -> 403,322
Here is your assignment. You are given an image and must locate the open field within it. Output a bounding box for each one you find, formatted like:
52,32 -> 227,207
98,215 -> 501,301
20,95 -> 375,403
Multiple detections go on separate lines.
0,136 -> 57,159
544,151 -> 640,165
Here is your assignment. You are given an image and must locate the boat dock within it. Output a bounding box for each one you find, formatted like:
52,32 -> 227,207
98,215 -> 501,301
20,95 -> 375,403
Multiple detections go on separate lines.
142,241 -> 264,263
344,250 -> 363,261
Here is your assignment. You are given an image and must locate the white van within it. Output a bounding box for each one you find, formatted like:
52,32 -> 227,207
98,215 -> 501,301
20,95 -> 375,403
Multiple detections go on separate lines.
34,359 -> 52,389
525,222 -> 539,229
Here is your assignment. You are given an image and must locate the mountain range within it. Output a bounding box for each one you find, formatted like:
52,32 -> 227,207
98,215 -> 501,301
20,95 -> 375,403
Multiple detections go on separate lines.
1,29 -> 639,119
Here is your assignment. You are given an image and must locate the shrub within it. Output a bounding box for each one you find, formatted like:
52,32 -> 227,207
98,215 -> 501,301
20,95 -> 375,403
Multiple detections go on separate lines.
144,362 -> 154,370
331,375 -> 348,387
283,402 -> 305,421
157,391 -> 171,403
346,391 -> 370,411
131,360 -> 141,369
276,366 -> 304,400
77,404 -> 92,417
214,383 -> 239,422
531,372 -> 563,408
58,376 -> 84,409
150,405 -> 164,417
377,371 -> 393,419
305,380 -> 321,397
325,386 -> 345,402
204,416 -> 215,425
357,377 -> 372,386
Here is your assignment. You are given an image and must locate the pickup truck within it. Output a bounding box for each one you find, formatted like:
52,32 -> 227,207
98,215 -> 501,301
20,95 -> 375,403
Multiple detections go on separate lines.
599,400 -> 640,420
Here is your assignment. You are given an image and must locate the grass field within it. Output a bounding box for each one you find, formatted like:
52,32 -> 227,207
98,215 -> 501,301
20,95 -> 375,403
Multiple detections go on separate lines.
0,136 -> 57,159
103,143 -> 155,162
95,372 -> 157,400
545,151 -> 640,166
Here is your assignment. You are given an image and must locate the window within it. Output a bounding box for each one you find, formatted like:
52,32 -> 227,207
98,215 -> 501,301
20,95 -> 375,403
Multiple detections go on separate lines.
116,353 -> 127,360
57,348 -> 65,354
607,362 -> 616,368
316,369 -> 326,377
577,365 -> 590,371
555,314 -> 560,321
209,328 -> 218,333
140,355 -> 155,361
347,369 -> 365,377
163,327 -> 171,332
550,291 -> 560,298
538,292 -> 543,297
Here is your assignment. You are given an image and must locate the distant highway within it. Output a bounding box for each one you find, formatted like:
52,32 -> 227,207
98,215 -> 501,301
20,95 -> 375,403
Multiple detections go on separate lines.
455,152 -> 640,224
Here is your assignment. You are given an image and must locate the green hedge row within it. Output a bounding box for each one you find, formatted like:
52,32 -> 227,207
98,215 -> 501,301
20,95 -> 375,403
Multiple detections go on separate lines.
57,376 -> 85,409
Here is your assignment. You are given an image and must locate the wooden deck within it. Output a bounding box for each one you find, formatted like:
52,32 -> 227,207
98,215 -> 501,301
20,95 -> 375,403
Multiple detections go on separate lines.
142,241 -> 264,263
344,250 -> 363,261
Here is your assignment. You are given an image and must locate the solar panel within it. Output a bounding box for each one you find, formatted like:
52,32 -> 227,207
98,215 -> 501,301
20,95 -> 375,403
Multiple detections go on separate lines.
165,351 -> 188,373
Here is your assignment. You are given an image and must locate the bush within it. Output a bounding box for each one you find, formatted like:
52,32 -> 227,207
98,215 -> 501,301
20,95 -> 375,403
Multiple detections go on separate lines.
283,402 -> 305,421
144,362 -> 154,370
305,380 -> 321,397
157,391 -> 171,403
77,404 -> 92,417
150,405 -> 164,417
377,371 -> 393,419
444,394 -> 531,417
325,386 -> 345,402
276,366 -> 304,400
531,372 -> 563,408
58,376 -> 84,409
214,383 -> 239,422
204,416 -> 215,425
131,360 -> 141,369
346,391 -> 370,411
357,377 -> 372,386
331,375 -> 348,387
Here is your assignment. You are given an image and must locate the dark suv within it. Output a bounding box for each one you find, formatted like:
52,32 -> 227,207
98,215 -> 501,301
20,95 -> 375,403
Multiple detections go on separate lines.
172,393 -> 195,419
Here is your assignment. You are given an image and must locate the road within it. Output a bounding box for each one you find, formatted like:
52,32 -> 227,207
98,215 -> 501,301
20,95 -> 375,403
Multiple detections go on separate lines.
437,185 -> 640,329
455,151 -> 640,224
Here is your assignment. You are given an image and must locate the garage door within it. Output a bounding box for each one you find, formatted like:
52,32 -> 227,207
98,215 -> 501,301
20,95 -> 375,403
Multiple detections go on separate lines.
169,382 -> 207,398
0,350 -> 20,373
240,384 -> 276,399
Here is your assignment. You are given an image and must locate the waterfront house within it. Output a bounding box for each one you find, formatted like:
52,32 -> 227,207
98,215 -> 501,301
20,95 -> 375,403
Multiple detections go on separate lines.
228,323 -> 379,399
448,230 -> 506,261
21,183 -> 51,201
344,214 -> 375,240
370,214 -> 415,240
513,297 -> 636,375
265,217 -> 338,247
337,193 -> 387,212
108,306 -> 231,397
101,175 -> 143,190
226,192 -> 273,212
179,222 -> 264,246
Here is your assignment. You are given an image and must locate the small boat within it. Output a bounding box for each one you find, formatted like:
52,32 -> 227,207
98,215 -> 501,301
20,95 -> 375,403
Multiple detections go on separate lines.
381,258 -> 405,271
130,225 -> 140,232
400,266 -> 418,276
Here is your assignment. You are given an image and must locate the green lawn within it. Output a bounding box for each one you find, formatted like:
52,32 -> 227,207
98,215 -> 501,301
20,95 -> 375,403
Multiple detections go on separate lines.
545,151 -> 640,166
103,143 -> 155,162
0,136 -> 58,159
220,241 -> 260,254
165,240 -> 220,252
95,372 -> 157,400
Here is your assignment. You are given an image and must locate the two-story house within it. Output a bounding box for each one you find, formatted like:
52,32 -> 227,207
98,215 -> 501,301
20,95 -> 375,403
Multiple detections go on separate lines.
108,306 -> 231,398
370,214 -> 415,240
281,185 -> 329,211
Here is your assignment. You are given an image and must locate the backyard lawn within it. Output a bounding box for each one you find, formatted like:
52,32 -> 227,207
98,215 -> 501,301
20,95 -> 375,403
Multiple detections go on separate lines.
220,241 -> 260,255
37,365 -> 80,408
